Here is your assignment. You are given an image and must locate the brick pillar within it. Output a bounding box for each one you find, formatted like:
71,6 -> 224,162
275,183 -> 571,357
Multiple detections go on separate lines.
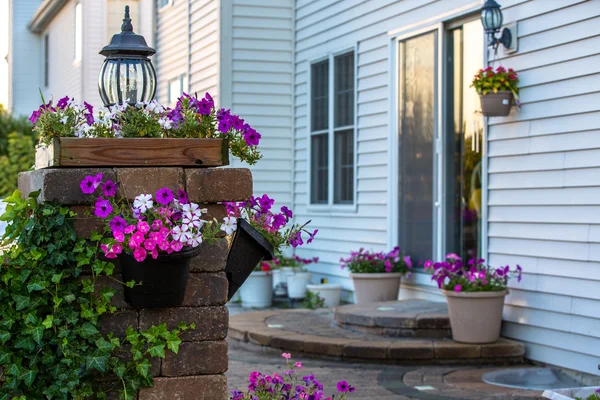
18,167 -> 253,400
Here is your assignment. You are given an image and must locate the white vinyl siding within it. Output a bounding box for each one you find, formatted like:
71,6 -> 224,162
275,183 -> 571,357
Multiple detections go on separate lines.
189,0 -> 219,102
228,0 -> 295,205
486,0 -> 600,377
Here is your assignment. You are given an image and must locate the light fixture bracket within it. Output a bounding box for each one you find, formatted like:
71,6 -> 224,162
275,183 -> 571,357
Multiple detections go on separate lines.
489,23 -> 517,54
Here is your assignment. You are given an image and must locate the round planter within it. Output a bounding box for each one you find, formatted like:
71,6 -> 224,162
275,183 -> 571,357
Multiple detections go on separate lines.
272,267 -> 294,296
350,273 -> 402,304
120,245 -> 203,308
443,289 -> 508,344
306,283 -> 342,308
225,218 -> 274,301
287,271 -> 312,299
480,91 -> 513,117
240,271 -> 273,308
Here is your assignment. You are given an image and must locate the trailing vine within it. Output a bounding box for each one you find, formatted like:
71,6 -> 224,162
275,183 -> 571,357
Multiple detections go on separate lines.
0,190 -> 193,399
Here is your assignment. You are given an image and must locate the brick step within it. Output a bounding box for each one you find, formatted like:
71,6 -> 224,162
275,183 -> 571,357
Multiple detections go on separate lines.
334,300 -> 452,339
228,309 -> 525,365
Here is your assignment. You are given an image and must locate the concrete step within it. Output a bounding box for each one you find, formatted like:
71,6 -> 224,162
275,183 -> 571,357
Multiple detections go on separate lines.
228,308 -> 525,365
334,300 -> 451,339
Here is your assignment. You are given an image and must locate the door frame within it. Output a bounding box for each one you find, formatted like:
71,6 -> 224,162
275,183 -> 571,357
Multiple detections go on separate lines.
387,4 -> 489,265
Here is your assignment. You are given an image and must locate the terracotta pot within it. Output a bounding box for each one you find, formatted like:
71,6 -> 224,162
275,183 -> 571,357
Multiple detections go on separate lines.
443,289 -> 507,344
480,91 -> 513,117
239,271 -> 273,308
350,273 -> 402,304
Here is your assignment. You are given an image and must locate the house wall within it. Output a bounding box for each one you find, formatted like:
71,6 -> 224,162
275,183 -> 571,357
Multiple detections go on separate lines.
293,0 -> 600,376
485,0 -> 600,377
190,0 -> 220,104
226,0 -> 295,204
8,0 -> 42,117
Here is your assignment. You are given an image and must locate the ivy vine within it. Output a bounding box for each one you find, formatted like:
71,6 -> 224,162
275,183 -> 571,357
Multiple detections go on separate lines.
0,190 -> 193,399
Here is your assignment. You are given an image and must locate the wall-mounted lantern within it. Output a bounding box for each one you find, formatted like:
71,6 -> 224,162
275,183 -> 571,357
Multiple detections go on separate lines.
98,6 -> 157,107
480,0 -> 517,53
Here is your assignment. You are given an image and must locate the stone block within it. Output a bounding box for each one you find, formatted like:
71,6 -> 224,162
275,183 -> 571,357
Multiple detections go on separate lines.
433,341 -> 481,359
416,314 -> 450,329
342,341 -> 391,360
388,341 -> 434,360
189,239 -> 230,272
185,168 -> 252,203
138,375 -> 227,400
70,205 -> 105,239
18,168 -> 116,205
100,310 -> 139,338
269,334 -> 306,352
115,167 -> 184,201
334,310 -> 375,327
161,341 -> 228,376
139,307 -> 228,342
247,329 -> 277,346
374,314 -> 416,329
301,335 -> 352,357
94,275 -> 131,309
481,339 -> 525,358
203,204 -> 227,223
183,272 -> 228,307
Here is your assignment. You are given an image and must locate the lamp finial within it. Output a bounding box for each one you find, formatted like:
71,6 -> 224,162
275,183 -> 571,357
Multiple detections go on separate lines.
121,6 -> 133,32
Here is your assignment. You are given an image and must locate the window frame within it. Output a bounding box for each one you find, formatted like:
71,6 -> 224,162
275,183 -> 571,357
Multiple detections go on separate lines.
307,46 -> 358,213
158,0 -> 174,10
167,74 -> 189,107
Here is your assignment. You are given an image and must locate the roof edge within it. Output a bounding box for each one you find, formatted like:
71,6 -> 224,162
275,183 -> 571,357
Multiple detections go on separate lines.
28,0 -> 70,34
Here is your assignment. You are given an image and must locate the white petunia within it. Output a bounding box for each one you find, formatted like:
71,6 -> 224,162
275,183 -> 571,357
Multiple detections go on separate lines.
133,194 -> 153,213
220,216 -> 237,235
158,117 -> 173,130
183,212 -> 204,229
187,232 -> 203,248
172,224 -> 191,242
182,203 -> 202,218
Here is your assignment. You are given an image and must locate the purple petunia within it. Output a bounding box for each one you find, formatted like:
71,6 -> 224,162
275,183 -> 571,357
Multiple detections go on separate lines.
29,110 -> 41,124
109,215 -> 127,232
243,126 -> 261,146
80,175 -> 98,194
307,229 -> 318,244
94,198 -> 113,219
272,214 -> 286,230
57,96 -> 70,110
257,194 -> 274,213
289,231 -> 303,248
281,205 -> 293,219
177,189 -> 189,205
156,188 -> 174,205
102,180 -> 118,197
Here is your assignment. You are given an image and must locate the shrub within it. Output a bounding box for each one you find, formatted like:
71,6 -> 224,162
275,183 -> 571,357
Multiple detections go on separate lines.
0,132 -> 35,197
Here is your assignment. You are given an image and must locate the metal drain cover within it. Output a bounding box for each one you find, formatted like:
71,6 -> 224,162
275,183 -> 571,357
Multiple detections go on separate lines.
482,368 -> 583,390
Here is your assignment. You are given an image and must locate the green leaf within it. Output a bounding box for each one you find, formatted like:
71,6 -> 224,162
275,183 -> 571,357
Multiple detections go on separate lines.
146,344 -> 165,358
125,280 -> 136,288
20,368 -> 37,387
0,349 -> 11,364
0,330 -> 11,344
14,336 -> 34,352
85,355 -> 108,372
135,358 -> 152,379
12,294 -> 30,310
28,326 -> 44,344
90,231 -> 103,242
79,322 -> 99,338
95,337 -> 114,353
166,337 -> 182,354
27,279 -> 46,292
51,273 -> 62,284
41,315 -> 54,329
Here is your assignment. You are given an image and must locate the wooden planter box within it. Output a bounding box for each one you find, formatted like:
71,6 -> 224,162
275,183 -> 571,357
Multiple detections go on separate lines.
35,137 -> 229,169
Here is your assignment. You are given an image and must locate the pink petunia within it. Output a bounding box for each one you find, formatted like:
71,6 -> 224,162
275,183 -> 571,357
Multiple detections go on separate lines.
124,225 -> 136,234
133,247 -> 147,262
113,230 -> 125,243
137,221 -> 150,234
152,220 -> 163,231
151,248 -> 159,259
144,238 -> 156,251
170,240 -> 184,252
282,353 -> 291,360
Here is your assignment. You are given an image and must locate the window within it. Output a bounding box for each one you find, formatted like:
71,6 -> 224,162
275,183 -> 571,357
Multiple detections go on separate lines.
158,0 -> 172,9
44,34 -> 49,87
309,51 -> 355,206
167,74 -> 188,107
74,3 -> 82,62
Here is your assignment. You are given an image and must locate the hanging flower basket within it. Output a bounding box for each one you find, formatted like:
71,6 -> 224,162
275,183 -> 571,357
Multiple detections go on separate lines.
225,218 -> 275,300
479,91 -> 514,117
120,245 -> 203,308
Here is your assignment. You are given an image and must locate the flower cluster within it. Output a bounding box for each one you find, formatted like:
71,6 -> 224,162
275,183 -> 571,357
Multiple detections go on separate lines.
30,96 -> 95,142
340,247 -> 412,274
424,254 -> 522,293
471,65 -> 520,104
230,353 -> 354,400
224,195 -> 317,253
79,174 -> 223,262
262,255 -> 320,271
30,92 -> 262,164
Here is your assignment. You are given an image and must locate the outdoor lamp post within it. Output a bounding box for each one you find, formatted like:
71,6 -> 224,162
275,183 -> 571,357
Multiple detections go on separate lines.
98,6 -> 157,107
480,0 -> 512,52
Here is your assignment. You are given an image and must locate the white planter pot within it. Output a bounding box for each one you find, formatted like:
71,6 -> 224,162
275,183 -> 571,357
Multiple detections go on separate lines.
306,283 -> 342,308
443,289 -> 507,344
272,267 -> 294,296
287,271 -> 312,299
350,273 -> 402,304
239,271 -> 272,308
542,387 -> 600,400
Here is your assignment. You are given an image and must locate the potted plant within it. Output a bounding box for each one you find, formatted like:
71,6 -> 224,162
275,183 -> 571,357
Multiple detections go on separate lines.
424,254 -> 522,344
223,196 -> 317,300
79,173 -> 223,308
471,66 -> 519,117
239,262 -> 273,308
29,92 -> 262,167
282,255 -> 318,300
340,247 -> 412,304
307,280 -> 343,308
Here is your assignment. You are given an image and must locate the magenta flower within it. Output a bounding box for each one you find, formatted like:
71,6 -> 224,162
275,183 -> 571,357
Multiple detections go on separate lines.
132,231 -> 145,244
295,362 -> 302,369
94,198 -> 113,219
384,260 -> 393,273
289,231 -> 303,248
29,109 -> 41,124
113,230 -> 125,243
307,229 -> 318,244
156,188 -> 174,205
243,128 -> 261,146
281,206 -> 293,219
56,96 -> 69,109
170,240 -> 184,252
281,353 -> 291,360
151,248 -> 159,259
144,238 -> 156,251
109,215 -> 127,232
137,221 -> 150,234
272,214 -> 286,230
177,189 -> 189,205
404,256 -> 413,268
112,243 -> 123,255
152,220 -> 163,231
336,381 -> 351,393
124,225 -> 136,234
257,194 -> 274,212
80,176 -> 98,194
102,180 -> 118,197
454,284 -> 462,292
133,247 -> 147,262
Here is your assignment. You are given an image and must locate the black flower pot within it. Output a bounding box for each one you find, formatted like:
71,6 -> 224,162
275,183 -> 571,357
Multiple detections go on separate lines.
225,218 -> 274,300
120,246 -> 203,308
